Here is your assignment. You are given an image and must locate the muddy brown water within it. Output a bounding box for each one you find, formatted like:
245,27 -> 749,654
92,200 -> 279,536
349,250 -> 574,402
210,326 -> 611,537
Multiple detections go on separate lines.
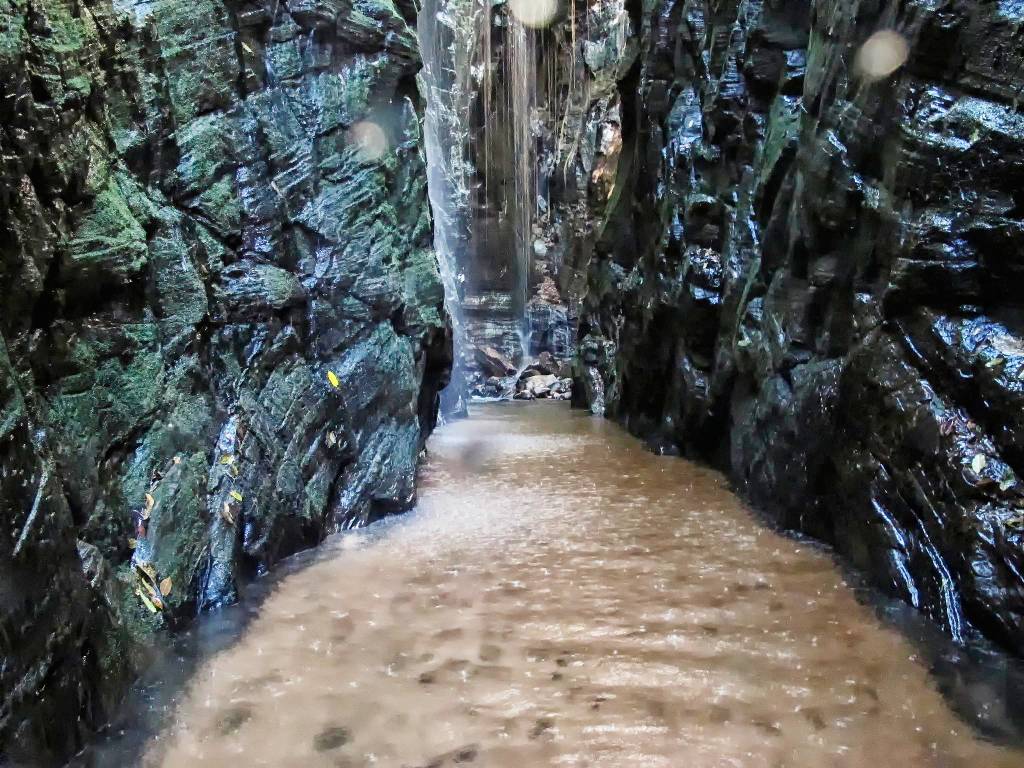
139,403 -> 1022,767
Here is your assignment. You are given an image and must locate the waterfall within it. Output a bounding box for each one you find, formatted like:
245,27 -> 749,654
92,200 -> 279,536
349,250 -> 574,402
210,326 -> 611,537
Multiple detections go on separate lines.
506,14 -> 537,335
420,0 -> 563,403
418,0 -> 486,414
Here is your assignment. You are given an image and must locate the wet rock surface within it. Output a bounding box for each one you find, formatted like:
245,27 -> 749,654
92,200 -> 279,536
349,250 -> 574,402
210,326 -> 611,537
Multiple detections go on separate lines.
570,0 -> 1024,655
0,0 -> 450,761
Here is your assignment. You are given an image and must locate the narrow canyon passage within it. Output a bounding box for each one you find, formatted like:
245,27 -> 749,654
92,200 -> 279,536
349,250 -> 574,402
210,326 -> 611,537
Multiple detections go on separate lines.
134,405 -> 1020,768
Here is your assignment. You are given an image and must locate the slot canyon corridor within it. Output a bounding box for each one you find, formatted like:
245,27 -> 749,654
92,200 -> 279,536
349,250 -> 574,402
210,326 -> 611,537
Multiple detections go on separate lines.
5,0 -> 1024,765
78,404 -> 1024,767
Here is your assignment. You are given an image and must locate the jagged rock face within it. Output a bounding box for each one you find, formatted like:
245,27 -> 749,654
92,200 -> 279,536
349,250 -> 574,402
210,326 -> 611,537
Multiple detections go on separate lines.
574,0 -> 1024,655
0,0 -> 450,760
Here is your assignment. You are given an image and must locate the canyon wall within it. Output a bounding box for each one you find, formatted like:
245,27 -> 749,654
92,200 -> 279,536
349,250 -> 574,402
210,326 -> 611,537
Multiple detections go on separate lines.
573,0 -> 1024,656
0,0 -> 450,761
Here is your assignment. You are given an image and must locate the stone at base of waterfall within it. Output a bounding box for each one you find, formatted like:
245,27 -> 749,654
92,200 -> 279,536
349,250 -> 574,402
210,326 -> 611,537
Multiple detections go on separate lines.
474,345 -> 517,378
482,377 -> 505,397
516,372 -> 573,400
522,351 -> 558,377
467,373 -> 511,400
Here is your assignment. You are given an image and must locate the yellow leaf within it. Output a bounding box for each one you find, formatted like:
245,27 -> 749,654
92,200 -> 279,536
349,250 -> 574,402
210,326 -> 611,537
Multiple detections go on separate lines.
230,464 -> 240,478
221,501 -> 235,525
145,493 -> 155,511
137,562 -> 157,582
327,370 -> 341,389
160,577 -> 173,597
220,454 -> 235,465
137,589 -> 158,614
242,42 -> 254,54
972,454 -> 988,475
230,490 -> 244,502
128,538 -> 138,550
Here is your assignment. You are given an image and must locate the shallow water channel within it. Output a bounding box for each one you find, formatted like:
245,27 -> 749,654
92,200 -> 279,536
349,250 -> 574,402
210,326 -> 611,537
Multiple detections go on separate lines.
91,403 -> 1024,767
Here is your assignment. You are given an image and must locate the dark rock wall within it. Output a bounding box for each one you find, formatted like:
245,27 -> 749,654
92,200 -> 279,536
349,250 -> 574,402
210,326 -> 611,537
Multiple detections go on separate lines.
575,0 -> 1024,655
0,0 -> 450,761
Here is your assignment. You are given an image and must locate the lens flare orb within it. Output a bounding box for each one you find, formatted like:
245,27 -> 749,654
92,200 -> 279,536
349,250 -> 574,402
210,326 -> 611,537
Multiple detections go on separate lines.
348,120 -> 389,161
855,30 -> 910,80
508,0 -> 559,29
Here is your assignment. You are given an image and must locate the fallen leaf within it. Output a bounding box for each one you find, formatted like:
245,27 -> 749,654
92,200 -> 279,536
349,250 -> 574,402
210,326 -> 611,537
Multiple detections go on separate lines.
160,577 -> 173,597
137,589 -> 158,614
128,538 -> 138,550
230,464 -> 240,478
230,490 -> 244,502
242,42 -> 254,54
326,431 -> 337,447
1000,476 -> 1015,492
220,454 -> 235,465
986,357 -> 1006,369
972,454 -> 988,475
221,501 -> 235,525
173,455 -> 182,465
138,574 -> 162,608
137,562 -> 157,582
327,370 -> 341,389
141,492 -> 156,519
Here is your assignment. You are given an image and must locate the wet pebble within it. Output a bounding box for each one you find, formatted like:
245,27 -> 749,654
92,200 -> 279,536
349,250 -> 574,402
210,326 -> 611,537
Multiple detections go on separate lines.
313,725 -> 351,752
479,644 -> 502,662
215,704 -> 253,735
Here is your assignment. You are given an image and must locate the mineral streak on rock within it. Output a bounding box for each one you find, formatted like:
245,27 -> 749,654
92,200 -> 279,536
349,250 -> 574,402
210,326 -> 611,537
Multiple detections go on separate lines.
570,0 -> 1024,656
0,0 -> 451,761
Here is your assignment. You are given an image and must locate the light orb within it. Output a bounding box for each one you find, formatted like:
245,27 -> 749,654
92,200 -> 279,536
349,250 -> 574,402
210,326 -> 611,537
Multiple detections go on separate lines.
508,0 -> 559,29
855,30 -> 910,80
348,120 -> 389,161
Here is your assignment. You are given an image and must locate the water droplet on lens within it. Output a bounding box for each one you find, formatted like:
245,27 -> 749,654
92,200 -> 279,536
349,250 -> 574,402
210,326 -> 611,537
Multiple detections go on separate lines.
348,121 -> 388,160
855,30 -> 909,80
508,0 -> 559,28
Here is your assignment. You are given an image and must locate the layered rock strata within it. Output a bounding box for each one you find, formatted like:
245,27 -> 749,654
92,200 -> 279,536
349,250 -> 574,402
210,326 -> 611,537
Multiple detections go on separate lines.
0,0 -> 450,761
573,0 -> 1024,656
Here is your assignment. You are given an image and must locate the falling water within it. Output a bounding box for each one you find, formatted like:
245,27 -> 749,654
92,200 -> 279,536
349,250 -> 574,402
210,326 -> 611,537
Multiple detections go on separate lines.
418,0 -> 488,412
506,14 -> 537,333
418,0 -> 553,401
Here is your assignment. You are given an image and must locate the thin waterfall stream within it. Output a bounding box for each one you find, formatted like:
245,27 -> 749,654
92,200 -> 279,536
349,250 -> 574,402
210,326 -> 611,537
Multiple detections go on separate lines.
419,0 -> 572,406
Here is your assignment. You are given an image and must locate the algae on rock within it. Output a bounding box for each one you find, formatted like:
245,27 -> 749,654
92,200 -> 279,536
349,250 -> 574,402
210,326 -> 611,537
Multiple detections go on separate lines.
0,0 -> 451,761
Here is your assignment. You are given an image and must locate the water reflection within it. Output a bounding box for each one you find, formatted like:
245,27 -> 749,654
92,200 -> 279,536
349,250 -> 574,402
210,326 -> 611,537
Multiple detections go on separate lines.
96,404 -> 1024,767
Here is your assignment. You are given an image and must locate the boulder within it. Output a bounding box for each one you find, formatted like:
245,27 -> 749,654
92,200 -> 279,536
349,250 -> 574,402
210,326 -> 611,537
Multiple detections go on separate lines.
520,373 -> 558,399
474,345 -> 517,378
